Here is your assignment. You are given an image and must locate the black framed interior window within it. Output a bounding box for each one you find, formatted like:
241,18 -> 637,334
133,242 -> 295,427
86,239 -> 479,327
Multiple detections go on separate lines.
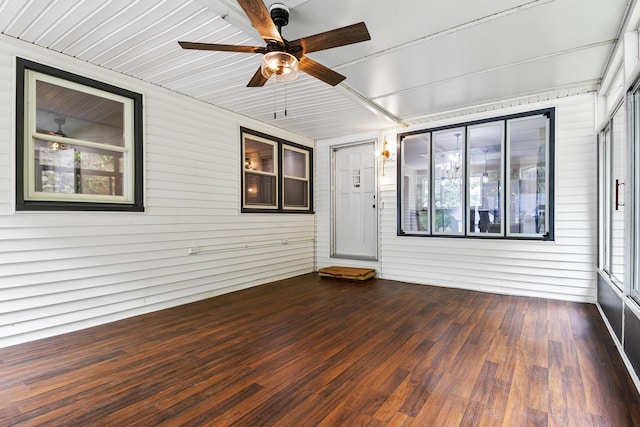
16,58 -> 144,211
241,127 -> 313,213
398,108 -> 554,240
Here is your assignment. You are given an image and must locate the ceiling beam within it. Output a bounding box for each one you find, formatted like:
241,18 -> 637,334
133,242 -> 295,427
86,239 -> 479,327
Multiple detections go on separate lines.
337,83 -> 408,127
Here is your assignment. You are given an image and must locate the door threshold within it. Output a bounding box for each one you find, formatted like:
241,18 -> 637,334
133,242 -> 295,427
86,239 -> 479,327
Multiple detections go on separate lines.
331,254 -> 378,262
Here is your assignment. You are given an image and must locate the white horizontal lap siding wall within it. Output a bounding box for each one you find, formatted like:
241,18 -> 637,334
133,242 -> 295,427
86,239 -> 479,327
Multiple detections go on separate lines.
0,35 -> 315,348
316,95 -> 596,302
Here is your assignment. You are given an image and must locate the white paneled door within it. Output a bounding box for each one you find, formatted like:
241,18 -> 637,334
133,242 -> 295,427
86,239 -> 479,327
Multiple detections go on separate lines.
332,143 -> 377,259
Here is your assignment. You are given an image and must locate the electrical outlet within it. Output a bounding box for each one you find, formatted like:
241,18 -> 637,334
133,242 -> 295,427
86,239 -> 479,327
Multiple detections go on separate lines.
187,247 -> 199,255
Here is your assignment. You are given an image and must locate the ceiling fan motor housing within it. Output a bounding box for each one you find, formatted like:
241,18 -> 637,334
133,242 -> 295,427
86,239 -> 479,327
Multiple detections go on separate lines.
269,3 -> 290,28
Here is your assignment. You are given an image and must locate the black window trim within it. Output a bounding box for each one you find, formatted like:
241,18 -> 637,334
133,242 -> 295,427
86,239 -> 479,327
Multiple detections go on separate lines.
240,127 -> 314,214
15,57 -> 144,212
397,107 -> 555,241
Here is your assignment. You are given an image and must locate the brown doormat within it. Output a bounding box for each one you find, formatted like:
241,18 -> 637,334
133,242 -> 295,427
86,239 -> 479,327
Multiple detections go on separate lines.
318,266 -> 376,281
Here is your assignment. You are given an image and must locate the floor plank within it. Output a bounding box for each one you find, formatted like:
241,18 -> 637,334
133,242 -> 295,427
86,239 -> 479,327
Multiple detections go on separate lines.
1,273 -> 639,426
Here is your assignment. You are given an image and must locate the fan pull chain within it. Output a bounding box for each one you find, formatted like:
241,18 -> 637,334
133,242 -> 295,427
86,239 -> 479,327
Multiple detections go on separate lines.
272,80 -> 290,119
284,82 -> 288,117
273,78 -> 277,119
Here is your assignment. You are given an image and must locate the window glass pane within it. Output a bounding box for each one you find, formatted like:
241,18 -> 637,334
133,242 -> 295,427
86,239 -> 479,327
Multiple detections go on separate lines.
635,93 -> 640,297
244,138 -> 275,173
433,129 -> 464,234
283,147 -> 307,179
245,173 -> 276,206
507,116 -> 548,236
468,122 -> 503,235
610,105 -> 626,284
243,135 -> 278,209
36,80 -> 124,147
283,147 -> 309,209
284,178 -> 308,208
34,139 -> 123,196
600,128 -> 611,273
401,134 -> 430,233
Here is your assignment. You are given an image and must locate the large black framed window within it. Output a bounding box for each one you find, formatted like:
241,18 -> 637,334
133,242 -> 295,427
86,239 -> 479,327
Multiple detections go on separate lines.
241,127 -> 313,213
398,108 -> 554,240
16,58 -> 144,211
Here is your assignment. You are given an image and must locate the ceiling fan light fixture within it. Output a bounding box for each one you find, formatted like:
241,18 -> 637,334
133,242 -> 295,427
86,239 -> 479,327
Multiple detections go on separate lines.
261,51 -> 299,82
179,0 -> 371,87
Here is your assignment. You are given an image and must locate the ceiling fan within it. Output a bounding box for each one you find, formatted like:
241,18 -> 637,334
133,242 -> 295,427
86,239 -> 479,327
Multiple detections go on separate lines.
178,0 -> 371,87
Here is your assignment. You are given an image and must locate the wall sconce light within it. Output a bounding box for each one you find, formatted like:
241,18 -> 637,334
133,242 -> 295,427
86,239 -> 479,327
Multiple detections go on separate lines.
380,139 -> 390,176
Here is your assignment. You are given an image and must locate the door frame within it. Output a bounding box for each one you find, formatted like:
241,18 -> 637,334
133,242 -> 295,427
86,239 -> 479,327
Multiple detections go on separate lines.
330,140 -> 379,261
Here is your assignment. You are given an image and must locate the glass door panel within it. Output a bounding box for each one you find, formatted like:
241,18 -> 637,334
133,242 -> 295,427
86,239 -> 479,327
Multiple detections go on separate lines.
610,105 -> 626,286
600,127 -> 611,274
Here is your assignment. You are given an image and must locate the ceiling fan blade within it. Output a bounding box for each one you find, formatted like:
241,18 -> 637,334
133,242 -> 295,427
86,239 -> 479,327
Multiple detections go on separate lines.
299,56 -> 346,86
247,66 -> 269,87
236,0 -> 283,44
290,22 -> 371,54
179,41 -> 266,53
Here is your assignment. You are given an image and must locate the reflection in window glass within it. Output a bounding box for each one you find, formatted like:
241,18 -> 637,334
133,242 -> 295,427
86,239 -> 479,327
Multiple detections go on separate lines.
468,122 -> 503,235
36,81 -> 124,147
284,148 -> 306,178
433,129 -> 464,234
245,173 -> 276,206
243,137 -> 277,209
401,134 -> 430,233
244,139 -> 274,173
283,146 -> 309,209
32,81 -> 125,197
507,116 -> 549,236
284,179 -> 308,207
35,140 -> 123,196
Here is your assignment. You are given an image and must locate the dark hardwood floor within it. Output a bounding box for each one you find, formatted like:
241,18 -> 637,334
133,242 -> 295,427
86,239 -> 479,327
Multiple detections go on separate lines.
1,273 -> 640,426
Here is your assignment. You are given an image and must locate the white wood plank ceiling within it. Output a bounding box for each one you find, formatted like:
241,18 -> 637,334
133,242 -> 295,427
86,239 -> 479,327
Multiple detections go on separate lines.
0,0 -> 629,139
